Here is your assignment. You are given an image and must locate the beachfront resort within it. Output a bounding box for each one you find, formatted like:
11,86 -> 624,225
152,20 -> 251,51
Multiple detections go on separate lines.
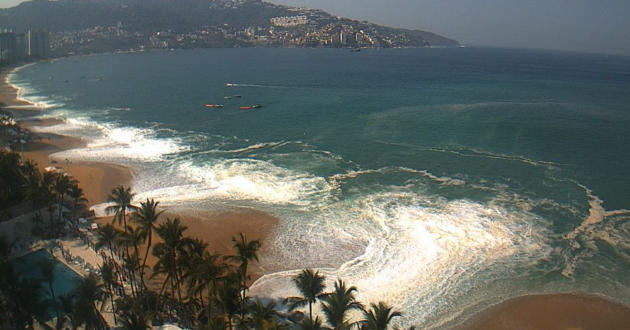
0,124 -> 401,329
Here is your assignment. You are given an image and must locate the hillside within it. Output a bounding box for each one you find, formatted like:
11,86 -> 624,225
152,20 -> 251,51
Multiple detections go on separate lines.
0,0 -> 459,54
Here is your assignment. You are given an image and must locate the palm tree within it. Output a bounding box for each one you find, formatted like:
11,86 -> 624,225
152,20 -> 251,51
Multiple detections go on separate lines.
53,173 -> 75,233
6,277 -> 46,329
131,198 -> 164,287
118,311 -> 152,330
214,272 -> 242,330
0,150 -> 27,207
68,183 -> 88,225
120,226 -> 146,277
21,160 -> 43,211
358,302 -> 401,330
57,294 -> 77,329
95,224 -> 122,259
100,261 -> 118,325
199,317 -> 227,330
152,217 -> 191,303
74,273 -> 106,329
295,316 -> 328,330
41,171 -> 58,236
42,310 -> 71,330
246,299 -> 279,329
122,251 -> 143,299
228,232 -> 261,315
38,258 -> 59,320
188,251 -> 226,322
320,280 -> 363,330
285,269 -> 326,320
261,319 -> 290,330
106,186 -> 139,251
184,237 -> 209,260
181,238 -> 209,316
115,295 -> 153,330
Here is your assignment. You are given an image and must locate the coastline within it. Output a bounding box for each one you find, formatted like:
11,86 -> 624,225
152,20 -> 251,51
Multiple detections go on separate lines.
1,65 -> 278,282
459,293 -> 630,330
94,208 -> 278,284
2,64 -> 134,205
3,61 -> 630,330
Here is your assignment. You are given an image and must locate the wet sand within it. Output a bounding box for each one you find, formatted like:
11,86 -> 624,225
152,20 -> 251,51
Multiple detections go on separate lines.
95,208 -> 278,284
5,66 -> 630,329
0,67 -> 30,107
20,130 -> 133,204
461,293 -> 630,330
1,69 -> 134,205
2,69 -> 279,283
165,209 -> 278,279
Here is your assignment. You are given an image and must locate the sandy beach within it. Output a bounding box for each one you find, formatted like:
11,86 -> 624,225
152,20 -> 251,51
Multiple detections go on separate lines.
460,293 -> 630,330
2,67 -> 278,282
19,127 -> 133,205
2,66 -> 134,204
4,65 -> 630,329
94,208 -> 278,285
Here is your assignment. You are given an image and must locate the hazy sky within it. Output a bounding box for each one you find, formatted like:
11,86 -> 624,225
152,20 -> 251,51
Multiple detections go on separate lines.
2,0 -> 630,55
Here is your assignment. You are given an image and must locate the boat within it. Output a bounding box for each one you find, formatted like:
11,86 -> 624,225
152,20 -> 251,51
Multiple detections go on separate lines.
226,83 -> 234,87
224,96 -> 233,100
350,48 -> 361,52
205,104 -> 224,108
240,104 -> 262,110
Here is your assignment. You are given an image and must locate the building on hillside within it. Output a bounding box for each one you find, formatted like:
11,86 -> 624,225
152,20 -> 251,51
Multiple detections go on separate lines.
26,29 -> 50,58
15,33 -> 26,59
0,32 -> 17,62
270,16 -> 308,27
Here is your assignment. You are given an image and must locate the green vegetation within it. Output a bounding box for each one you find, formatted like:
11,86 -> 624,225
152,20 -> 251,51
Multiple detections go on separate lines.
0,149 -> 33,210
0,151 -> 89,237
0,149 -> 403,329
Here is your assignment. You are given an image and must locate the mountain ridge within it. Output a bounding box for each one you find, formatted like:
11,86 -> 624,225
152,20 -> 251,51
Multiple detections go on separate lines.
0,0 -> 459,55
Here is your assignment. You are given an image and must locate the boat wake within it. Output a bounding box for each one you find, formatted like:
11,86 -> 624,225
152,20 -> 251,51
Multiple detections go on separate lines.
226,82 -> 299,89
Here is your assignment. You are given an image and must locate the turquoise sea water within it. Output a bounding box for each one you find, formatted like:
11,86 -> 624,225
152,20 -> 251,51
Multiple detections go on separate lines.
9,47 -> 630,327
12,249 -> 82,320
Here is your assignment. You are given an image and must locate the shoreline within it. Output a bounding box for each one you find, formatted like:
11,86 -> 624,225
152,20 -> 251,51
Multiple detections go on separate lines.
459,293 -> 630,330
4,61 -> 630,329
1,65 -> 279,282
1,65 -> 133,205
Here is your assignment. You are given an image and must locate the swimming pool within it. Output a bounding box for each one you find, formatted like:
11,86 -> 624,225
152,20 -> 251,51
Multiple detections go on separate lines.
11,249 -> 83,319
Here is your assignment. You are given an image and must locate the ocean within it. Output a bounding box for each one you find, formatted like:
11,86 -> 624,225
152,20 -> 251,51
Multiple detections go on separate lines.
8,47 -> 630,327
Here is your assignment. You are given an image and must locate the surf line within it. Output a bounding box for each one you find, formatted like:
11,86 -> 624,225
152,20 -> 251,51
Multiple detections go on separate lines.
561,181 -> 630,278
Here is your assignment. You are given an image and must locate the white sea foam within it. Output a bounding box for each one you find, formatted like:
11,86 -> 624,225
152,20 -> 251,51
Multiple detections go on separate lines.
374,141 -> 560,168
31,116 -> 186,163
106,106 -> 132,112
11,81 -> 64,109
207,141 -> 288,154
225,82 -> 297,89
561,181 -> 630,277
6,67 -> 65,110
134,159 -> 334,207
329,166 -> 465,189
250,192 -> 551,327
90,202 -> 114,218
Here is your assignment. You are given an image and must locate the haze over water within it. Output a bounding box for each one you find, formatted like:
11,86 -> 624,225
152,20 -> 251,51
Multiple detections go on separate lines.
9,47 -> 630,327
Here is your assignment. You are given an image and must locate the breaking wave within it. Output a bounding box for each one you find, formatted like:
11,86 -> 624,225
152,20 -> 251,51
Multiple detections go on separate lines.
30,115 -> 187,163
251,191 -> 553,327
